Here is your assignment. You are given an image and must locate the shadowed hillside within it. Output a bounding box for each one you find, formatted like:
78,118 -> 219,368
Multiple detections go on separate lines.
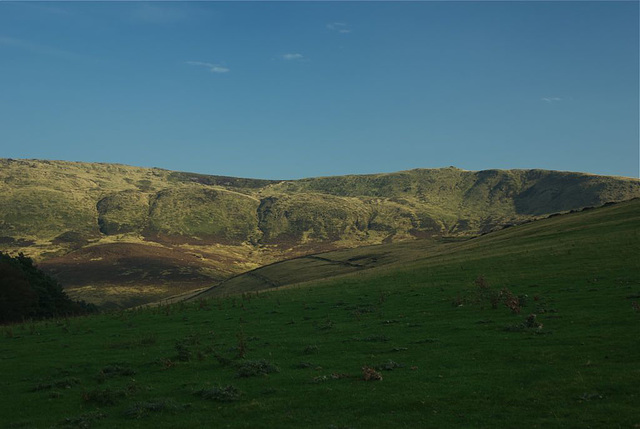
1,158 -> 638,307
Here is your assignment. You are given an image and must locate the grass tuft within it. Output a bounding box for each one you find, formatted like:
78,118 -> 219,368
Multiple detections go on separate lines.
81,388 -> 127,406
235,359 -> 279,378
194,385 -> 242,402
123,399 -> 185,419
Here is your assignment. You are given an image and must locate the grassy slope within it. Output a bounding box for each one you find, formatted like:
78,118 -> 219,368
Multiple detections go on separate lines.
192,199 -> 638,299
1,158 -> 638,307
1,200 -> 638,428
193,237 -> 445,298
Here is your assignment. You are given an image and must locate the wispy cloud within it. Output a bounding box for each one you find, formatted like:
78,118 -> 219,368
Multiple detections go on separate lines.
542,97 -> 563,103
327,22 -> 351,34
281,53 -> 304,61
0,36 -> 81,60
186,61 -> 230,74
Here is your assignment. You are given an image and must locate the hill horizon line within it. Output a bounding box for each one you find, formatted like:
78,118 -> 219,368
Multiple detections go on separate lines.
4,157 -> 637,181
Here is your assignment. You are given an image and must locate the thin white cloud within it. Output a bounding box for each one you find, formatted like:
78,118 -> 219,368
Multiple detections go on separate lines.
0,36 -> 81,60
186,61 -> 230,74
327,22 -> 351,34
282,53 -> 304,61
542,97 -> 563,103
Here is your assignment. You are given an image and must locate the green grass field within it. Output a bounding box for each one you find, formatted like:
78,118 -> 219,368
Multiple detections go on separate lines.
1,200 -> 638,428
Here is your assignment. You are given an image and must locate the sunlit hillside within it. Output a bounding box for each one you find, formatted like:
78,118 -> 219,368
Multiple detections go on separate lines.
1,158 -> 638,307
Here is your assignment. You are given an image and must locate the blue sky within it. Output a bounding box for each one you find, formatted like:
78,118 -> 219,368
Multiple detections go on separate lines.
0,1 -> 638,179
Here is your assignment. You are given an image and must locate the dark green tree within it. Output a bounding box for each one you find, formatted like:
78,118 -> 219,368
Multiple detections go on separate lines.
0,261 -> 38,323
0,252 -> 97,323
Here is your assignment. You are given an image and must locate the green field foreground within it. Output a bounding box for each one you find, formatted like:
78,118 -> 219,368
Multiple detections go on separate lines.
1,200 -> 638,428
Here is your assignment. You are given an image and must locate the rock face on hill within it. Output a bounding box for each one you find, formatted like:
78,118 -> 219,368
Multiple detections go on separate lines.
1,158 -> 638,307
